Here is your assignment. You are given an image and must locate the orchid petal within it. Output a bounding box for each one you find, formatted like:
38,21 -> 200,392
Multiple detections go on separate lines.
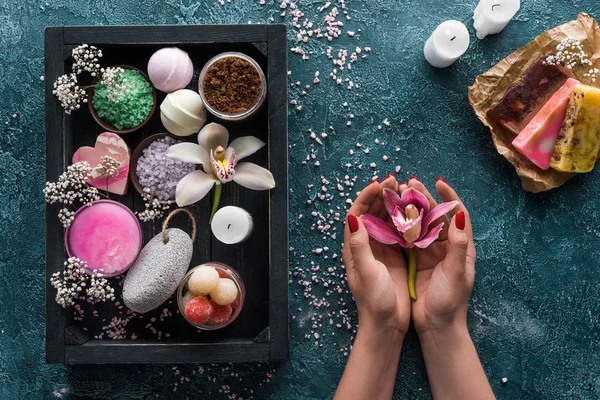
166,142 -> 210,167
229,136 -> 266,161
232,162 -> 275,190
400,187 -> 430,213
422,201 -> 459,230
413,222 -> 444,249
198,123 -> 229,151
383,188 -> 403,217
361,215 -> 408,247
210,147 -> 236,183
391,207 -> 422,233
175,170 -> 217,207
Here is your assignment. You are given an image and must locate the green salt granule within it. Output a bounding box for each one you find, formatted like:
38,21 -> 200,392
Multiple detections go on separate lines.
93,69 -> 153,130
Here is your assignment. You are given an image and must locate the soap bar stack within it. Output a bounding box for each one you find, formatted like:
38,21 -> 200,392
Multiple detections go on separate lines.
489,53 -> 600,174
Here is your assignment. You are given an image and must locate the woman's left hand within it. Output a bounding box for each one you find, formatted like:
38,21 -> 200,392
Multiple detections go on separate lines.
342,175 -> 411,336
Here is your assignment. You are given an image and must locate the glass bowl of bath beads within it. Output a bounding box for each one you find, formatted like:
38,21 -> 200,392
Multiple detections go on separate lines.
177,263 -> 245,330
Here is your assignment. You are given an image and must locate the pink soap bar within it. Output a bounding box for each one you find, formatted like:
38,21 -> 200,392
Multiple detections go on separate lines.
66,200 -> 142,276
72,132 -> 130,195
512,78 -> 580,170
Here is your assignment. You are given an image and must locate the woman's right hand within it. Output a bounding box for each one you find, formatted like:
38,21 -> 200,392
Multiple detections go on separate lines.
401,178 -> 494,400
399,178 -> 476,335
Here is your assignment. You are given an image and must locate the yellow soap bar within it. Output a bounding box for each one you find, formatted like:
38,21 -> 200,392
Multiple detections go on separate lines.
550,84 -> 600,173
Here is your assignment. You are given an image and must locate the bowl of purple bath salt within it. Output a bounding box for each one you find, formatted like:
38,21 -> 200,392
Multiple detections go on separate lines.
130,133 -> 197,200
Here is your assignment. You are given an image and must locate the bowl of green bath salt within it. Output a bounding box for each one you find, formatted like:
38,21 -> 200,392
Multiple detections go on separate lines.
89,65 -> 156,134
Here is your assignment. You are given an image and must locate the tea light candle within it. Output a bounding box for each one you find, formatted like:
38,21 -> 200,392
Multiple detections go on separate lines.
423,20 -> 470,68
473,0 -> 520,40
66,200 -> 142,277
211,206 -> 253,244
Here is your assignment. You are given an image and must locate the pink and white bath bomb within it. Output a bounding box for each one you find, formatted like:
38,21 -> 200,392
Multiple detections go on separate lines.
147,47 -> 194,93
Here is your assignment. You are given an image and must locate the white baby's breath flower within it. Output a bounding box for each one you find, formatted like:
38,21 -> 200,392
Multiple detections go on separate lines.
72,44 -> 103,76
135,187 -> 174,222
100,67 -> 130,103
52,74 -> 87,114
50,257 -> 115,308
44,162 -> 101,227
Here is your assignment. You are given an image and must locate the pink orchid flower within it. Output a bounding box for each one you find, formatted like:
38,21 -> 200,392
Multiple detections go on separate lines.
361,188 -> 458,248
360,187 -> 458,300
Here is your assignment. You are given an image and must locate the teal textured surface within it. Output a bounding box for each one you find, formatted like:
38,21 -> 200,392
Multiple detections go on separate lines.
1,0 -> 600,398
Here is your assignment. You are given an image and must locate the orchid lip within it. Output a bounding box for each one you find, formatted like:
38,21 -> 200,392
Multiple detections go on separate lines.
210,147 -> 236,183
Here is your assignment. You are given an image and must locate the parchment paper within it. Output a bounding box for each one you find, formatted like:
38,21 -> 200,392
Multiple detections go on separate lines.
468,12 -> 600,193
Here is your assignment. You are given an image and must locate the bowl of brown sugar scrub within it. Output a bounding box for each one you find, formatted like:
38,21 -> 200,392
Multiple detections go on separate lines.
199,52 -> 267,121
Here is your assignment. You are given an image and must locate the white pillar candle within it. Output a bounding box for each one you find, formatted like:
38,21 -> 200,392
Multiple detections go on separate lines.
423,20 -> 470,68
473,0 -> 520,40
211,206 -> 254,244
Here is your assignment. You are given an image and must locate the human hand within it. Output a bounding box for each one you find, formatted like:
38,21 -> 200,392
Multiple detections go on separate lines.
342,175 -> 411,336
398,178 -> 475,335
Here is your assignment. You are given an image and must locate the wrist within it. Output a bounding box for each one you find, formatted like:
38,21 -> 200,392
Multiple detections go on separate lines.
418,320 -> 470,350
414,306 -> 468,338
356,319 -> 405,350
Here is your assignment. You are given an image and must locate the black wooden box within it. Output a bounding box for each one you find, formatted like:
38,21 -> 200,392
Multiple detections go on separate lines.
44,25 -> 288,364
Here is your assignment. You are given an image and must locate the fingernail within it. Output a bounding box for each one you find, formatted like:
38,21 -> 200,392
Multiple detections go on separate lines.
347,215 -> 359,233
410,176 -> 419,181
367,178 -> 378,186
400,182 -> 407,185
384,173 -> 394,181
436,177 -> 447,183
455,211 -> 465,231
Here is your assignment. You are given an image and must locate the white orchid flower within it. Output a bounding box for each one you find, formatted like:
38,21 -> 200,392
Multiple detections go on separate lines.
166,123 -> 275,221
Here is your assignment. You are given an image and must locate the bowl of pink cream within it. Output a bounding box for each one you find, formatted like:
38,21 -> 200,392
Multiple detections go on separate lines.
65,200 -> 142,277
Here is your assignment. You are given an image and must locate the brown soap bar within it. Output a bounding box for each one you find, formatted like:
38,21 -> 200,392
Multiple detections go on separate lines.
487,53 -> 574,136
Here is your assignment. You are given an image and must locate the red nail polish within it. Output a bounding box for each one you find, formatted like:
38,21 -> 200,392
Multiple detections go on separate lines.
347,215 -> 359,233
436,177 -> 447,183
384,173 -> 394,181
400,182 -> 407,185
455,211 -> 465,231
410,176 -> 419,181
367,178 -> 378,186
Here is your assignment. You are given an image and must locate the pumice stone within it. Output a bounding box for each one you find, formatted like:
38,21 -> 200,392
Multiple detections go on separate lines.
123,228 -> 193,313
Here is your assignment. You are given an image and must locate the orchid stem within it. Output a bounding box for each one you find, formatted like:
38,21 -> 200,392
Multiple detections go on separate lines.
209,184 -> 222,224
408,248 -> 417,301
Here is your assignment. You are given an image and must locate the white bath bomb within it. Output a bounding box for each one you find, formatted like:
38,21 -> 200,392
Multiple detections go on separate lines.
122,228 -> 193,313
188,265 -> 219,295
210,278 -> 238,306
147,47 -> 194,93
160,89 -> 207,136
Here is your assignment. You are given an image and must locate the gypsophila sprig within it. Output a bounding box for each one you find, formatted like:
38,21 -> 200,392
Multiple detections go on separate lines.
543,37 -> 592,69
72,44 -> 103,76
136,187 -> 174,222
100,67 -> 130,103
94,156 -> 121,178
44,162 -> 102,227
52,73 -> 88,114
50,257 -> 116,308
58,208 -> 75,227
86,271 -> 116,304
584,68 -> 600,83
50,257 -> 88,308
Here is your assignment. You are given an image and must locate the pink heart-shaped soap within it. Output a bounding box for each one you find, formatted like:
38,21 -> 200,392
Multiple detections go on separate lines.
72,132 -> 130,195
